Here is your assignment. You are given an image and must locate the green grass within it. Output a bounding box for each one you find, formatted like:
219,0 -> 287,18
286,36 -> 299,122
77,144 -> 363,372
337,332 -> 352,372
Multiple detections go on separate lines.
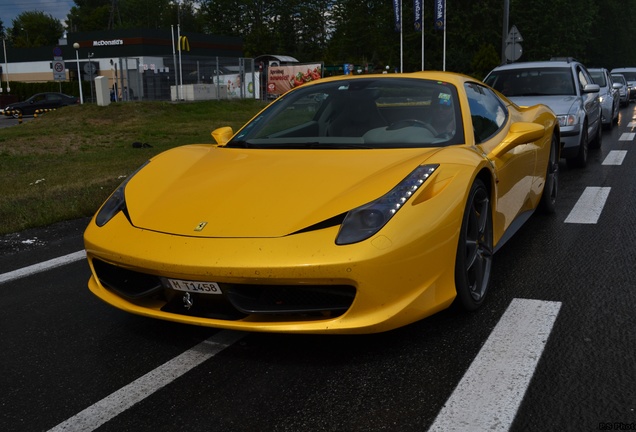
0,99 -> 267,235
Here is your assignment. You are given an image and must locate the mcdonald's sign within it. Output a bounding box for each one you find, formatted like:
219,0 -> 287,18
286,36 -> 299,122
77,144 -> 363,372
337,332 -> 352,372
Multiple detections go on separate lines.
179,36 -> 190,52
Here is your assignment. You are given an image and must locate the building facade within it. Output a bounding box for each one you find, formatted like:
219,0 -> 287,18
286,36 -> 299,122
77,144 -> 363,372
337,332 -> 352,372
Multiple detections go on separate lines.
1,29 -> 249,101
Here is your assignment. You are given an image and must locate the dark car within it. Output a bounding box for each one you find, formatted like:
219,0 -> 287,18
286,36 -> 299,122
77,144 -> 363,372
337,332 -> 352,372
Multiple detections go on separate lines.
3,92 -> 79,118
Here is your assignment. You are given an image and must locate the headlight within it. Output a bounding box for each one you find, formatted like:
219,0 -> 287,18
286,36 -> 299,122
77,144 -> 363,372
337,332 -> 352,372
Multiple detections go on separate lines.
95,161 -> 149,227
556,114 -> 577,127
336,164 -> 438,245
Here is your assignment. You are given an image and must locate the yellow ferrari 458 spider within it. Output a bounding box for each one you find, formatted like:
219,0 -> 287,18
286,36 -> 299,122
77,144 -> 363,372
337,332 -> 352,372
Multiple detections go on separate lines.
84,71 -> 559,334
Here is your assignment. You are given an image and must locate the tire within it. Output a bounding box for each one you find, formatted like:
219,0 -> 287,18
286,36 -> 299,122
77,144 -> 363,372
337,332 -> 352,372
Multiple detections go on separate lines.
11,109 -> 22,119
566,125 -> 588,169
539,134 -> 559,214
589,120 -> 602,150
455,178 -> 493,311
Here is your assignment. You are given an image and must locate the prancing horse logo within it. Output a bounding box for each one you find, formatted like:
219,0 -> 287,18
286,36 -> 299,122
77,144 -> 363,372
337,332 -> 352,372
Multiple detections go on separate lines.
194,221 -> 208,232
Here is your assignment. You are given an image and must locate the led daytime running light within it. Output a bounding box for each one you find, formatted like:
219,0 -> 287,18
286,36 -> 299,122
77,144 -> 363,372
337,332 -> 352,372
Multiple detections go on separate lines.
336,164 -> 438,245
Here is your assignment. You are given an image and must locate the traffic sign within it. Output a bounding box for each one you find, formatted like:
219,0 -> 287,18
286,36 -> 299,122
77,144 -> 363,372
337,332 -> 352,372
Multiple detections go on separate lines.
53,60 -> 66,81
506,25 -> 523,43
505,44 -> 523,62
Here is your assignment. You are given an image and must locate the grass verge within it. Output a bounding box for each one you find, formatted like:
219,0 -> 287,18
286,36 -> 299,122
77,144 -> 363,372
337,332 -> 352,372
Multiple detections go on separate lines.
0,99 -> 266,235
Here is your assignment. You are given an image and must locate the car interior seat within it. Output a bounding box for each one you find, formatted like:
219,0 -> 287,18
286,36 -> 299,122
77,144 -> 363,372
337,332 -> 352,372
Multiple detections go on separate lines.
327,94 -> 387,137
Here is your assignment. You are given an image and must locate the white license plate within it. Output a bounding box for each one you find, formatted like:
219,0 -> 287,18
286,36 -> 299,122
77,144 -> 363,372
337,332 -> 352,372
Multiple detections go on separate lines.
167,278 -> 222,294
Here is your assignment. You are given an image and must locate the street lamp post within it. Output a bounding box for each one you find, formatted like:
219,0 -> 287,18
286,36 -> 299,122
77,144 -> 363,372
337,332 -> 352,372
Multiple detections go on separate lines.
88,52 -> 95,103
73,42 -> 84,104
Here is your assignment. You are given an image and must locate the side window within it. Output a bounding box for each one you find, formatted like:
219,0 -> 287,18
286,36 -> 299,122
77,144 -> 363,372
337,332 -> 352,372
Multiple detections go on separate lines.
578,67 -> 590,88
464,82 -> 508,144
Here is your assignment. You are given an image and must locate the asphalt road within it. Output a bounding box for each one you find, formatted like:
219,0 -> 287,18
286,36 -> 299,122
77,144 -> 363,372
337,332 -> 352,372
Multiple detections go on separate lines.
0,114 -> 34,127
1,106 -> 635,432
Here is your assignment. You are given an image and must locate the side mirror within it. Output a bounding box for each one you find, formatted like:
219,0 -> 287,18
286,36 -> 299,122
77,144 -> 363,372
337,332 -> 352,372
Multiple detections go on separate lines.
488,122 -> 545,159
612,82 -> 622,89
583,83 -> 600,94
211,126 -> 234,145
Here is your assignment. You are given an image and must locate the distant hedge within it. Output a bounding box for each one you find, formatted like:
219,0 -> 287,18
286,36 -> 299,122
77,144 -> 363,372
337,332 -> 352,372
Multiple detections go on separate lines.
2,80 -> 90,101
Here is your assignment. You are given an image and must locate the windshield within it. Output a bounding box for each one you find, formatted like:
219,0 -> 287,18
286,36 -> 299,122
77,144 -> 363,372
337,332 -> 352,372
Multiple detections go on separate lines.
618,71 -> 636,81
611,75 -> 627,85
228,78 -> 464,149
485,67 -> 575,97
589,71 -> 607,87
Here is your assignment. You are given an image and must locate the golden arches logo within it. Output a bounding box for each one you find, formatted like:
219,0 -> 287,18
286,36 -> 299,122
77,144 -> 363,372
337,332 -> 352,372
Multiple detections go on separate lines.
179,36 -> 190,52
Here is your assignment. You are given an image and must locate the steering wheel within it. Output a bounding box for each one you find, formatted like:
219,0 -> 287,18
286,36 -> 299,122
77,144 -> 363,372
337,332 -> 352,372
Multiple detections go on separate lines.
387,119 -> 437,134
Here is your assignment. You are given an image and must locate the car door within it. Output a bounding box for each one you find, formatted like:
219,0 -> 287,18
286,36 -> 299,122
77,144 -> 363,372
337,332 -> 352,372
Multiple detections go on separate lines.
27,94 -> 48,114
45,93 -> 64,110
465,82 -> 538,227
578,66 -> 601,132
607,71 -> 619,113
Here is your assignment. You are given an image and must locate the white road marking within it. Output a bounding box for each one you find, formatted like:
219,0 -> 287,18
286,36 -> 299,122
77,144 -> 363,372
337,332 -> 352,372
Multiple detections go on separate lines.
48,330 -> 246,432
428,299 -> 561,432
619,132 -> 635,141
602,150 -> 627,165
0,250 -> 87,284
564,186 -> 611,224
627,121 -> 636,128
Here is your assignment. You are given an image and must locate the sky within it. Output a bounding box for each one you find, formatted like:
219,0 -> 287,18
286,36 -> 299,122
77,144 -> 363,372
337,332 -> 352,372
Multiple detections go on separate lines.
0,0 -> 74,28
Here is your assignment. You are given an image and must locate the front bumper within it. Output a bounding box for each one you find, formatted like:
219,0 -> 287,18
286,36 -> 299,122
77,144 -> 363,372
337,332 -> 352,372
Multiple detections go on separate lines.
84,209 -> 461,334
558,124 -> 582,159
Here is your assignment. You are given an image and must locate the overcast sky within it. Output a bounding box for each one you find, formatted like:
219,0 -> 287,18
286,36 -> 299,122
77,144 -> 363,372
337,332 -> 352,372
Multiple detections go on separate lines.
1,0 -> 74,28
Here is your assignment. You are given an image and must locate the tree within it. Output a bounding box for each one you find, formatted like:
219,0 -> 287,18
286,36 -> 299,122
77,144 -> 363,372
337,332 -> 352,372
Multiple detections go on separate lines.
66,0 -> 112,32
9,11 -> 65,48
51,0 -> 636,75
510,0 -> 597,63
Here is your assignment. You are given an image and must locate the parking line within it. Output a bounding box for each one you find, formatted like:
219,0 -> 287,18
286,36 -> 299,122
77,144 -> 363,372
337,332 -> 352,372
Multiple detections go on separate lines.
47,330 -> 247,432
428,298 -> 561,432
619,132 -> 635,141
0,250 -> 86,284
564,187 -> 611,224
602,150 -> 627,165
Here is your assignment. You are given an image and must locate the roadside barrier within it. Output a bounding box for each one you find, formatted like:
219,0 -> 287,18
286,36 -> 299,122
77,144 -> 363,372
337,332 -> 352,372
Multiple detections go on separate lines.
3,109 -> 23,124
34,108 -> 56,118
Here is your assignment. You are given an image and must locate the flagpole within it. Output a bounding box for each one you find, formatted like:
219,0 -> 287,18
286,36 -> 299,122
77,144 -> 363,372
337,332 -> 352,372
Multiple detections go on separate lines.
443,0 -> 446,71
421,0 -> 425,70
400,0 -> 403,73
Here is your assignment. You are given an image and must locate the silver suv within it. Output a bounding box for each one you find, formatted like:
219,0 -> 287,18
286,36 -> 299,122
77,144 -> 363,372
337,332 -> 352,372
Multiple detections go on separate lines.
484,58 -> 601,168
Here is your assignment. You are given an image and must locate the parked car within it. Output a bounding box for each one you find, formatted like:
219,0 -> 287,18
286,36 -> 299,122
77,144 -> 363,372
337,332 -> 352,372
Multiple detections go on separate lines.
484,58 -> 601,168
611,73 -> 630,106
588,68 -> 620,128
611,67 -> 636,100
3,92 -> 79,118
83,71 -> 560,334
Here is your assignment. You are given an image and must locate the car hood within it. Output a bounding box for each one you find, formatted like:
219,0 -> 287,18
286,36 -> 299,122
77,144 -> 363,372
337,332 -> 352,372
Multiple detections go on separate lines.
124,145 -> 443,238
507,95 -> 579,116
